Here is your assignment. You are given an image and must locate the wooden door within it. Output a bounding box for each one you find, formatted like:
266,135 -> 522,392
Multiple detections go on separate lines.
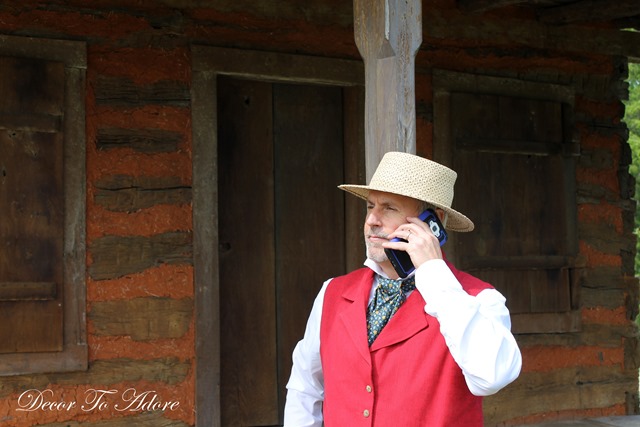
217,76 -> 360,426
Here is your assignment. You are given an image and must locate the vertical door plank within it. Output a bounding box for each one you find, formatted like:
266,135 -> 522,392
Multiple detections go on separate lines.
343,86 -> 367,273
273,83 -> 346,419
218,77 -> 279,426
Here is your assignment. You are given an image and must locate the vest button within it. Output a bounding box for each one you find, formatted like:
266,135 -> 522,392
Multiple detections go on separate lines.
366,385 -> 372,393
363,409 -> 370,418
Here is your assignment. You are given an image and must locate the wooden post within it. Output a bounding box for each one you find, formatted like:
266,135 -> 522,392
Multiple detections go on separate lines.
354,0 -> 422,180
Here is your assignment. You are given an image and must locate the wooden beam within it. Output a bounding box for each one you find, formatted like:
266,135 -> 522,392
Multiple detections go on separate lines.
353,0 -> 422,180
457,0 -> 528,14
426,8 -> 640,60
539,0 -> 640,25
459,0 -> 640,25
192,46 -> 363,87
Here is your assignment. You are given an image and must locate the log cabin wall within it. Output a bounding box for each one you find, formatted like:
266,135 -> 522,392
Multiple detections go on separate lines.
418,2 -> 639,425
0,0 -> 636,426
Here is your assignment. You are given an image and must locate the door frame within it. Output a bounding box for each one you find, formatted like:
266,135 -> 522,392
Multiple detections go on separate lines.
190,46 -> 364,426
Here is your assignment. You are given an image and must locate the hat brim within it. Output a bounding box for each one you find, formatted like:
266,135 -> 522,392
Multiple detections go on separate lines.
339,184 -> 474,232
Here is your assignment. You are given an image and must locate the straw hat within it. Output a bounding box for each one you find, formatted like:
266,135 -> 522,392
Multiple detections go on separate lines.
339,152 -> 474,232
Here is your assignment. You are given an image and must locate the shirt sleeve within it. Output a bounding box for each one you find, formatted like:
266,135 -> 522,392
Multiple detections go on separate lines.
415,259 -> 522,396
283,280 -> 330,427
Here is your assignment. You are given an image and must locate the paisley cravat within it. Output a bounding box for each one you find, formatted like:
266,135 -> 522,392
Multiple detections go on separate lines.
366,275 -> 416,346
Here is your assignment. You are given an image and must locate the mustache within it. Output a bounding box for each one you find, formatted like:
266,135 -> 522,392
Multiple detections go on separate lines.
366,229 -> 389,240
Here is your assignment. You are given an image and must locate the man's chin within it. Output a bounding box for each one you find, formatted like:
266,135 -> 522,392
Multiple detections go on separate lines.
366,247 -> 388,264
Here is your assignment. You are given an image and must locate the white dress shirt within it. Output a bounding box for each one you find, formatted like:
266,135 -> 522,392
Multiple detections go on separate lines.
284,258 -> 522,427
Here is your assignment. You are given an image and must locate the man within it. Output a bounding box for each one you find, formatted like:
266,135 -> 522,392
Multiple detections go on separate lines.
284,152 -> 522,427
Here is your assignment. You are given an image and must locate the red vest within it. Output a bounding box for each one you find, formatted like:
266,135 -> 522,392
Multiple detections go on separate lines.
319,262 -> 493,427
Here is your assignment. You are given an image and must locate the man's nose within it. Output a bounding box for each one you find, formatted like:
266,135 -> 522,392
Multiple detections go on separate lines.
365,210 -> 381,226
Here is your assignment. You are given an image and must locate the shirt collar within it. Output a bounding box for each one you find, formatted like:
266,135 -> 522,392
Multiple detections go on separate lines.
364,258 -> 416,280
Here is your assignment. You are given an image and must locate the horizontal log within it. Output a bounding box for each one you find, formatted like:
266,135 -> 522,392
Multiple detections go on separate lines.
539,1 -> 640,25
515,321 -> 635,348
0,357 -> 189,398
89,231 -> 192,280
38,411 -> 190,427
577,182 -> 620,204
97,128 -> 183,153
94,76 -> 189,107
94,175 -> 191,212
582,266 -> 628,289
461,0 -> 640,26
582,286 -> 626,309
484,365 -> 637,424
578,147 -> 614,169
579,323 -> 638,348
90,297 -> 192,341
425,8 -> 640,59
458,0 -> 523,13
579,223 -> 632,255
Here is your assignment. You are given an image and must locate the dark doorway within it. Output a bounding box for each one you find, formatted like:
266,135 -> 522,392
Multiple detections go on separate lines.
217,76 -> 361,426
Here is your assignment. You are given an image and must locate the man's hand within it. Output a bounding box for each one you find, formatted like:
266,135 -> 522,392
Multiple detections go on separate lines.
383,216 -> 443,269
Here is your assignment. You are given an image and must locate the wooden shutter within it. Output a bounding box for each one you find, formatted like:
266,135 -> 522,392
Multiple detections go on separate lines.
444,91 -> 580,333
0,56 -> 65,353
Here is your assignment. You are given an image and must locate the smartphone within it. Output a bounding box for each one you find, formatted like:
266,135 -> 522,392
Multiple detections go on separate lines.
384,209 -> 447,278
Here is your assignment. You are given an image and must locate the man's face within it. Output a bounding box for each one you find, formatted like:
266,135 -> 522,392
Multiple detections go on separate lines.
364,190 -> 422,264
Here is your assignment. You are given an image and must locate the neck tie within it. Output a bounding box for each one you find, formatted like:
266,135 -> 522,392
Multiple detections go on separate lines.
366,275 -> 416,346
